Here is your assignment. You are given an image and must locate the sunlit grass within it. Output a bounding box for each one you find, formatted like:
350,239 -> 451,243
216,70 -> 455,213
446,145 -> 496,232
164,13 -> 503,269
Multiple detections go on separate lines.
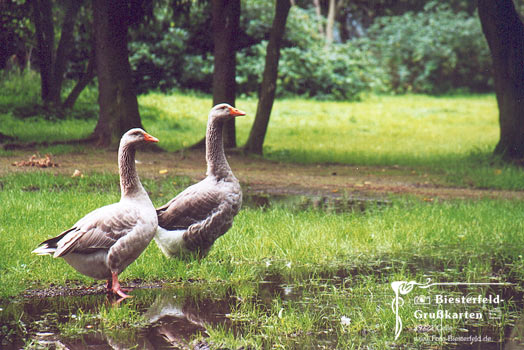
2,89 -> 514,189
137,92 -> 521,190
138,93 -> 500,165
260,94 -> 498,165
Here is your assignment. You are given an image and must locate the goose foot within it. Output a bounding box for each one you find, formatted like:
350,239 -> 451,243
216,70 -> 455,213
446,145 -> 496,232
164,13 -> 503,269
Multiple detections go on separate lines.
107,272 -> 133,299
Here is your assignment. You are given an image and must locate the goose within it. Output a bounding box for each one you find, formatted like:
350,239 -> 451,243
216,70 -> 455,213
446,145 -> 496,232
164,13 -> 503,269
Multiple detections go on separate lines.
32,128 -> 159,299
155,103 -> 245,258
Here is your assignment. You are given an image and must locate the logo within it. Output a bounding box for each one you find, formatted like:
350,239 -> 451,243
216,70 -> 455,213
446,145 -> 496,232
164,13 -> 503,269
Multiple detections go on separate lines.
413,295 -> 431,305
391,279 -> 510,340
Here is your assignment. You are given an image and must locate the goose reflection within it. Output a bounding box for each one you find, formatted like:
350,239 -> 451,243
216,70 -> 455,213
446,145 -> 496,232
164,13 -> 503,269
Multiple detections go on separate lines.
142,291 -> 234,348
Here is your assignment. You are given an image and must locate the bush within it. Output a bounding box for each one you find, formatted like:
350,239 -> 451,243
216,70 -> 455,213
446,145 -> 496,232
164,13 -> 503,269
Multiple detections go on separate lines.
128,4 -> 214,94
127,1 -> 492,98
364,2 -> 492,94
236,6 -> 377,100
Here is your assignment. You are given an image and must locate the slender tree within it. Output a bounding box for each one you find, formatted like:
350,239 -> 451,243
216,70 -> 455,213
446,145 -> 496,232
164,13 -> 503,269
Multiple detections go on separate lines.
212,0 -> 241,148
32,0 -> 83,107
91,0 -> 144,146
325,0 -> 336,44
478,0 -> 524,160
244,0 -> 291,155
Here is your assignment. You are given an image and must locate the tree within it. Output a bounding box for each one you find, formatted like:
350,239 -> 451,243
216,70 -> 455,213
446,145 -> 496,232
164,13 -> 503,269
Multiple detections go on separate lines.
32,0 -> 86,108
212,0 -> 241,148
90,0 -> 145,146
325,0 -> 336,45
243,0 -> 291,155
478,0 -> 524,160
0,1 -> 32,71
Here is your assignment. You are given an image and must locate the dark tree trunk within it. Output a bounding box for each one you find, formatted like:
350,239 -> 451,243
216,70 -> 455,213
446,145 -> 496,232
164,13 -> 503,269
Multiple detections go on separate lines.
212,0 -> 241,148
32,0 -> 54,103
49,0 -> 82,105
478,0 -> 524,160
63,50 -> 96,109
91,0 -> 143,146
244,0 -> 291,155
32,0 -> 81,107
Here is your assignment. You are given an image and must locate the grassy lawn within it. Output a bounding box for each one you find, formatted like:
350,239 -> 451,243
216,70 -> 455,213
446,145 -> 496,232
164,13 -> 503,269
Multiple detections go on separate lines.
4,89 -> 523,190
2,84 -> 524,348
2,172 -> 524,348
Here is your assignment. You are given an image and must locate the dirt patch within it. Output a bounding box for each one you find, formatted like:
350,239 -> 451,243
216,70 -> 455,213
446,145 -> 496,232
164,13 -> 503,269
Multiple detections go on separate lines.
2,148 -> 524,201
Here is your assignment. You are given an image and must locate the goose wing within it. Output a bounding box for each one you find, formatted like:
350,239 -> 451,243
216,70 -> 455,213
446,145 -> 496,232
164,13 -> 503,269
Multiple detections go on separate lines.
51,203 -> 139,257
156,181 -> 223,231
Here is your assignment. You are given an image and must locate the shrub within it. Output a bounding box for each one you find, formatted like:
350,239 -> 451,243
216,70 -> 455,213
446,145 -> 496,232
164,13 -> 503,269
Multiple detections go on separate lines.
127,1 -> 491,98
364,2 -> 492,94
236,6 -> 377,100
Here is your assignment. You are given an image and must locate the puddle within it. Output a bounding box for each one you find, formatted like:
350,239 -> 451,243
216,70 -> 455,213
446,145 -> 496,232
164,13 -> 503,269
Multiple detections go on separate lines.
1,264 -> 524,349
243,191 -> 390,213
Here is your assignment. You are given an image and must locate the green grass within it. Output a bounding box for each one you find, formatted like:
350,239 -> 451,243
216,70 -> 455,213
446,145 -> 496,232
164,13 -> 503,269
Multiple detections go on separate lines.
139,92 -> 500,165
2,172 -> 524,348
2,74 -> 524,348
3,85 -> 522,190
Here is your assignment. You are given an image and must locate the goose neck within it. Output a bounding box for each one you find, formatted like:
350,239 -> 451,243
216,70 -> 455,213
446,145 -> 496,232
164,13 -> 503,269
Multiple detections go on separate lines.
118,143 -> 143,197
206,118 -> 231,179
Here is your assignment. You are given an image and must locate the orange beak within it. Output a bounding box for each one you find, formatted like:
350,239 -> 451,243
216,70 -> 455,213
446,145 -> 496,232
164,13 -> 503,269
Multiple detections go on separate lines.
228,106 -> 246,117
143,132 -> 159,143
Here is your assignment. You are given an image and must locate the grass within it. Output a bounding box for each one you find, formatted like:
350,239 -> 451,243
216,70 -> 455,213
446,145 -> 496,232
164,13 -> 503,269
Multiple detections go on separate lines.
3,73 -> 523,190
2,172 -> 524,348
140,92 -> 500,165
2,73 -> 524,348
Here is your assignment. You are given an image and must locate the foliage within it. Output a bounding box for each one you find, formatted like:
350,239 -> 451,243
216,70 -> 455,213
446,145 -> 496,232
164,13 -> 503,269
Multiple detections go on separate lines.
129,4 -> 376,100
127,1 -> 492,99
128,2 -> 214,93
0,1 -> 32,70
236,7 -> 379,100
364,2 -> 492,94
2,0 -> 496,101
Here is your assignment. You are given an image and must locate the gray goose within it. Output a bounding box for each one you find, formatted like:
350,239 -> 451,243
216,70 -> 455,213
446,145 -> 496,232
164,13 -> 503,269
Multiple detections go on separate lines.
155,103 -> 245,258
32,128 -> 159,299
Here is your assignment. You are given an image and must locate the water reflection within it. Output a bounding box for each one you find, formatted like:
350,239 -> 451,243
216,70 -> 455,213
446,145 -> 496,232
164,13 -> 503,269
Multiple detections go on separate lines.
243,192 -> 389,212
0,278 -> 295,350
505,313 -> 524,350
1,270 -> 523,349
143,290 -> 234,349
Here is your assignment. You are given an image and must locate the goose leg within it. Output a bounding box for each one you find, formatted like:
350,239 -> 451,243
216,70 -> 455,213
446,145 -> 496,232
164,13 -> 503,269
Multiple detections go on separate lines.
105,279 -> 112,291
110,272 -> 132,299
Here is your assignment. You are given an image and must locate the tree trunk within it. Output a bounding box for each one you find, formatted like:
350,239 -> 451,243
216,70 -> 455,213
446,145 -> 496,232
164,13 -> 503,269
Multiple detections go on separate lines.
313,0 -> 325,38
325,0 -> 336,45
337,9 -> 350,43
32,0 -> 54,103
478,0 -> 524,160
49,0 -> 82,106
63,50 -> 96,109
212,0 -> 241,148
243,0 -> 291,155
91,0 -> 143,146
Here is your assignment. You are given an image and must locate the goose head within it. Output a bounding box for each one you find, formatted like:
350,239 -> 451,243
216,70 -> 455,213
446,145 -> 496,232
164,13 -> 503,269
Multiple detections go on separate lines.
210,103 -> 246,122
121,128 -> 159,147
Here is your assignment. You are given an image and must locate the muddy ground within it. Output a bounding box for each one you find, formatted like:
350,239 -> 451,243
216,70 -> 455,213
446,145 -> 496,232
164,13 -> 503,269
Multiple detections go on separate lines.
2,148 -> 524,201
